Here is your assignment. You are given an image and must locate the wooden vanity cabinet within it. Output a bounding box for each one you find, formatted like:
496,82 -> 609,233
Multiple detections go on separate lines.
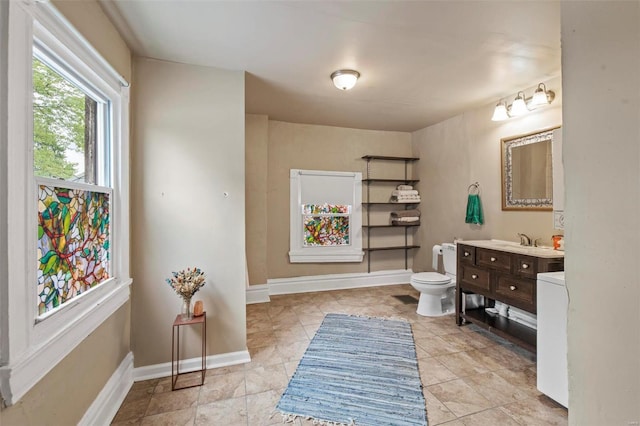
455,243 -> 564,352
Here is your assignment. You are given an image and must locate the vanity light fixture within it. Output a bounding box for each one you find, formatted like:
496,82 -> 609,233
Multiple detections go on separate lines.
510,91 -> 529,117
531,83 -> 552,107
331,69 -> 360,91
491,101 -> 509,121
491,82 -> 556,121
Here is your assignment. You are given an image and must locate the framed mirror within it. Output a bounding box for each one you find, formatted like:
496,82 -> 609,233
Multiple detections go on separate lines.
501,126 -> 560,211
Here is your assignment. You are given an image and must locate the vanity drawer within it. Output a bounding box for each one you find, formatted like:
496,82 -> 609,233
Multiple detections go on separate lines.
495,275 -> 535,312
458,245 -> 475,264
476,248 -> 512,272
459,265 -> 490,292
515,255 -> 538,278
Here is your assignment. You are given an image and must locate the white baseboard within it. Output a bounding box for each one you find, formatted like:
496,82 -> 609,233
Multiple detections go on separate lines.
79,352 -> 133,426
246,284 -> 270,304
133,350 -> 251,382
267,269 -> 413,296
245,270 -> 414,304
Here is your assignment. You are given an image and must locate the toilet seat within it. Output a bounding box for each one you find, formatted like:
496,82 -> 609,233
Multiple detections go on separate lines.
411,272 -> 451,285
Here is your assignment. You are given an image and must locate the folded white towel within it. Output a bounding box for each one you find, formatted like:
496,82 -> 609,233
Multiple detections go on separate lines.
392,218 -> 420,225
391,196 -> 421,203
391,190 -> 419,196
394,216 -> 420,222
396,185 -> 413,190
390,209 -> 421,218
392,194 -> 421,200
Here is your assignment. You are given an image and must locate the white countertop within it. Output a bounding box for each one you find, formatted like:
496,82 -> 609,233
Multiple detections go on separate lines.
458,239 -> 565,258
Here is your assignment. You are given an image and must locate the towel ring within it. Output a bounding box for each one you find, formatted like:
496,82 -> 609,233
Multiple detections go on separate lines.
468,182 -> 480,195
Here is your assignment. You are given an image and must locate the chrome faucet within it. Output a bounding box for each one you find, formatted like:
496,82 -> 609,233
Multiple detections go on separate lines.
518,233 -> 532,246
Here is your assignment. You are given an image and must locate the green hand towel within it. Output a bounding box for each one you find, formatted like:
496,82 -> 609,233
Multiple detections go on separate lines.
465,194 -> 484,225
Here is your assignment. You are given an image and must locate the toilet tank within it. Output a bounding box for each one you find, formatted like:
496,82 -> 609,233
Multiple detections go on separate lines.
441,243 -> 457,275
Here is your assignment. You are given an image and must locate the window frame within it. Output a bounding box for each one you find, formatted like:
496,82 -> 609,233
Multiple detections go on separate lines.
0,0 -> 131,406
288,169 -> 364,263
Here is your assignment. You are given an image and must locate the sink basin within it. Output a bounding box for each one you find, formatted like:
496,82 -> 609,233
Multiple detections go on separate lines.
462,240 -> 564,258
490,242 -> 525,250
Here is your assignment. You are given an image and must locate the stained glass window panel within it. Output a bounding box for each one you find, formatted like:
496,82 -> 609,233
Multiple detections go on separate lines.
37,183 -> 111,315
302,204 -> 351,214
303,216 -> 350,246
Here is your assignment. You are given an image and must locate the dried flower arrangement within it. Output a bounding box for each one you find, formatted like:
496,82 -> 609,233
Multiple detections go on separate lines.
166,267 -> 206,299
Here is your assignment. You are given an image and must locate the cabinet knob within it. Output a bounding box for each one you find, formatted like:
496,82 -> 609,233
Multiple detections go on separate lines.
471,274 -> 478,279
509,285 -> 517,291
490,257 -> 496,262
522,263 -> 529,269
464,252 -> 470,257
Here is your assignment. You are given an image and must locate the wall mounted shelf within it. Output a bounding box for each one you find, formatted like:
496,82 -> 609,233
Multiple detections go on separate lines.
362,155 -> 420,272
363,224 -> 420,229
364,245 -> 421,252
363,202 -> 421,205
361,155 -> 420,162
362,179 -> 420,183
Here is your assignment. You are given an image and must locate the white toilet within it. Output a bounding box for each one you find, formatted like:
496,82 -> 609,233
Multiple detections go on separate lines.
410,243 -> 457,317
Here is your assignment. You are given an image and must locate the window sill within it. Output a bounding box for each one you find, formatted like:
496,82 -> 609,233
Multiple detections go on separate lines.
0,277 -> 131,406
289,250 -> 365,263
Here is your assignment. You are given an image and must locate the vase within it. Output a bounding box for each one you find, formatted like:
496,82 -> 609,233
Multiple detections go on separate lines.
180,296 -> 193,320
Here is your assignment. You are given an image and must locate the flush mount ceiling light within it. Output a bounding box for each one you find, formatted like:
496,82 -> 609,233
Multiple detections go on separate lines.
331,69 -> 360,91
491,82 -> 556,121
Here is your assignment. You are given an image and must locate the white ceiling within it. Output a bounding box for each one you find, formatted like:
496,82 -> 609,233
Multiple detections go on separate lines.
101,1 -> 561,132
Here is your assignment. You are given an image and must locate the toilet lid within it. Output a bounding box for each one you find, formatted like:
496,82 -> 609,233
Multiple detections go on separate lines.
411,272 -> 451,285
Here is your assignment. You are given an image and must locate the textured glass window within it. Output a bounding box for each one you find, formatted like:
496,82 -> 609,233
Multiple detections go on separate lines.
37,184 -> 111,315
302,204 -> 351,246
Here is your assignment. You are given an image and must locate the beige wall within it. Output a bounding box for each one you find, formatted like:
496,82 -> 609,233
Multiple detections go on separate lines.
2,303 -> 130,425
253,114 -> 558,281
562,3 -> 640,424
245,114 -> 269,285
1,1 -> 132,423
265,121 -> 414,279
52,0 -> 131,82
410,77 -> 562,273
131,58 -> 246,366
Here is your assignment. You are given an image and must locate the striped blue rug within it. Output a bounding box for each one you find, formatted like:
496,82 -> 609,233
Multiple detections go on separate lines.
276,314 -> 427,426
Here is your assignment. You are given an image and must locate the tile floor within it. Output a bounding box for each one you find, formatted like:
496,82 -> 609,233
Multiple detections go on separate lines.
112,285 -> 568,425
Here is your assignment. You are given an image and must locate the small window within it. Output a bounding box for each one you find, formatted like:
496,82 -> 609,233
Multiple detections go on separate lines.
289,170 -> 363,263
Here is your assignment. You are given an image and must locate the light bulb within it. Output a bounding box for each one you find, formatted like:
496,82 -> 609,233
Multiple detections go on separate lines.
331,70 -> 360,91
510,92 -> 529,116
491,102 -> 509,121
531,84 -> 549,107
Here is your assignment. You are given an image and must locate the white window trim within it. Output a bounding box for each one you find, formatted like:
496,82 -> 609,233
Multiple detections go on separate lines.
289,169 -> 364,263
0,0 -> 131,406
